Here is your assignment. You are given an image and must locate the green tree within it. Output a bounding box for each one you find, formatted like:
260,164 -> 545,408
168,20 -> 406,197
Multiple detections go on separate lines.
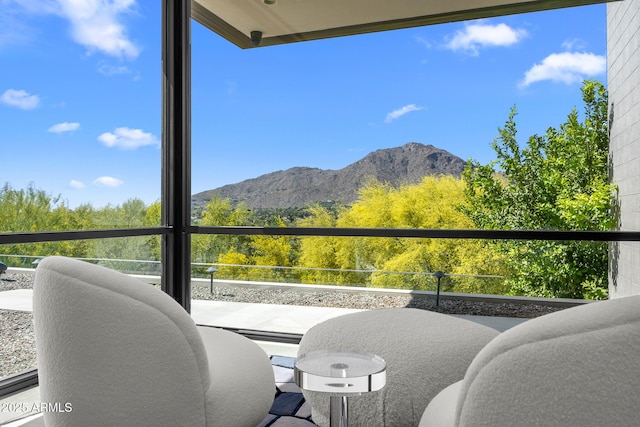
143,201 -> 162,262
192,194 -> 253,267
462,80 -> 614,299
47,203 -> 95,259
91,198 -> 156,272
0,183 -> 93,264
0,183 -> 60,233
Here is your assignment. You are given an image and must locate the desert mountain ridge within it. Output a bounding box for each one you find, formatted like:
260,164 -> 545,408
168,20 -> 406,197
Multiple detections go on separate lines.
192,142 -> 467,210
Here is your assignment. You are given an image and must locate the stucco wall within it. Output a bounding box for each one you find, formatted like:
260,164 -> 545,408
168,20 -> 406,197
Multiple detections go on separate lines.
608,0 -> 640,297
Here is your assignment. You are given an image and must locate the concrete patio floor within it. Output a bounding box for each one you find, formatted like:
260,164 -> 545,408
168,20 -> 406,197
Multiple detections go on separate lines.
0,288 -> 527,335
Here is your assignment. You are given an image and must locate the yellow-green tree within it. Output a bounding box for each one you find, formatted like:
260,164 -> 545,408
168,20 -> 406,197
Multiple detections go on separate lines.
216,251 -> 251,280
248,218 -> 296,281
297,204 -> 351,284
297,176 -> 509,293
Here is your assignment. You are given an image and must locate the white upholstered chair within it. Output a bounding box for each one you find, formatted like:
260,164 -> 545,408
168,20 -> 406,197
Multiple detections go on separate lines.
33,256 -> 275,427
420,294 -> 640,427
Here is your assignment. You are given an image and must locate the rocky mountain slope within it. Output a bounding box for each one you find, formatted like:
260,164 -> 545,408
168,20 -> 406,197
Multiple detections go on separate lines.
192,142 -> 466,209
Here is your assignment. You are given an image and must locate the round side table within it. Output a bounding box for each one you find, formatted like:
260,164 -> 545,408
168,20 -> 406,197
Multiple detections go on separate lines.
294,350 -> 386,427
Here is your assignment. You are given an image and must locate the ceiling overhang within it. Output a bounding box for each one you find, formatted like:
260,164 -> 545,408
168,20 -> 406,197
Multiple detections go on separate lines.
192,0 -> 618,49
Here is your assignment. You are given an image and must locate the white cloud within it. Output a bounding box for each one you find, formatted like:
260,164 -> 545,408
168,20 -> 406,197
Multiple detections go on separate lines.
414,35 -> 433,49
385,104 -> 423,123
48,121 -> 80,133
445,22 -> 527,56
0,89 -> 40,109
69,180 -> 85,189
0,1 -> 58,50
56,0 -> 140,59
6,0 -> 139,59
0,8 -> 33,48
98,62 -> 131,76
8,1 -> 59,14
93,176 -> 123,187
98,127 -> 159,149
562,38 -> 587,51
520,52 -> 606,87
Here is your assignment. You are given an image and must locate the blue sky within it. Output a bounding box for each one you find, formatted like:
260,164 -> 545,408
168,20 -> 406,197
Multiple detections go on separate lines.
0,1 -> 607,209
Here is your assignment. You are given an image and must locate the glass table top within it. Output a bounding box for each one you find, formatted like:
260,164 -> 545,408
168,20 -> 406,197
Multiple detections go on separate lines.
294,350 -> 386,394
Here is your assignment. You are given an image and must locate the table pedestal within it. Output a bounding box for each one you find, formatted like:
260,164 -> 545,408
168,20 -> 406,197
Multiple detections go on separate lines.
330,395 -> 348,427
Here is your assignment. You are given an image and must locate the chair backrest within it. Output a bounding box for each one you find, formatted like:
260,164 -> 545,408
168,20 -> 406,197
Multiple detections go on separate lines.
33,256 -> 210,426
454,295 -> 640,426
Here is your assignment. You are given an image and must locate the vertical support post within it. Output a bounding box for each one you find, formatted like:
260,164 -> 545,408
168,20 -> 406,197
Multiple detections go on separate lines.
162,0 -> 192,312
434,271 -> 445,307
206,266 -> 217,294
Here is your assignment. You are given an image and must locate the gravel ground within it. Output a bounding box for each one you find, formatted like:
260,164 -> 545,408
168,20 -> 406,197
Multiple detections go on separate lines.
1,273 -> 37,378
192,283 -> 565,318
0,271 -> 566,378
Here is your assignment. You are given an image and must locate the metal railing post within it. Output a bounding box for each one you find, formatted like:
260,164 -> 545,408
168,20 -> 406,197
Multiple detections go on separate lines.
433,271 -> 445,306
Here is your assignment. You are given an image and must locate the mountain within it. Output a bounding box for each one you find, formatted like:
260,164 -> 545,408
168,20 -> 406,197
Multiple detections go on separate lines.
192,142 -> 467,210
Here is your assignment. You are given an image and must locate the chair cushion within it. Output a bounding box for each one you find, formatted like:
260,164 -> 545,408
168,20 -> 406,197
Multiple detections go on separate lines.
434,295 -> 640,427
298,308 -> 499,427
198,326 -> 275,427
418,381 -> 462,427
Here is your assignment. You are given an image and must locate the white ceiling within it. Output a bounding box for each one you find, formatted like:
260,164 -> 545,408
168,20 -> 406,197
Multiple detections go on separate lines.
192,0 -> 617,48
